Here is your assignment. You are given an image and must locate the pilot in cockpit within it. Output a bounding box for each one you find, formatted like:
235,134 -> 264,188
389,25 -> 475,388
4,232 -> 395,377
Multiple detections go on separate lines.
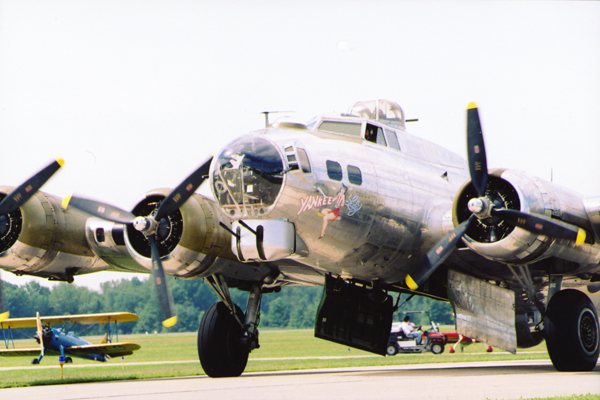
365,126 -> 377,143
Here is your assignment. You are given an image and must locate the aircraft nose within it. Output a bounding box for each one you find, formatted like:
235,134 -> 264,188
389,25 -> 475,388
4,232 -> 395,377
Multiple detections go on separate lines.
212,136 -> 285,219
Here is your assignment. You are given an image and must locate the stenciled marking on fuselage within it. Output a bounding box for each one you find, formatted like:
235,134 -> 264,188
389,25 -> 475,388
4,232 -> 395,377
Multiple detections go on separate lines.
297,192 -> 346,215
345,194 -> 362,216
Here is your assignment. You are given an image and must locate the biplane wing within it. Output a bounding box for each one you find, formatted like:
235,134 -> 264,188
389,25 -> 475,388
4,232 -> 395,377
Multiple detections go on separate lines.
0,312 -> 138,329
66,343 -> 141,358
0,348 -> 43,357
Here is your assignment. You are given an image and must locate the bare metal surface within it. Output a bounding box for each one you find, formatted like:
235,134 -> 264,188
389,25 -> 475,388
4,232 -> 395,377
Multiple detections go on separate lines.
449,270 -> 516,353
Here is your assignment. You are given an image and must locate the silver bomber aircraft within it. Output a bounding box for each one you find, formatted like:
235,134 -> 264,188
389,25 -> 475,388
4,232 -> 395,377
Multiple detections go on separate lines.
1,100 -> 599,377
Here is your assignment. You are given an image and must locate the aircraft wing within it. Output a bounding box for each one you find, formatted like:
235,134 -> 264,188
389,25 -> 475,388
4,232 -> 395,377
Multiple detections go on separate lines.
0,312 -> 138,329
65,342 -> 141,357
0,348 -> 42,357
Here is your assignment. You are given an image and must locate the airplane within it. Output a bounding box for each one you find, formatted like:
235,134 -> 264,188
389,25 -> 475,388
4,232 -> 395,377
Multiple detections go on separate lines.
0,99 -> 598,377
0,312 -> 140,364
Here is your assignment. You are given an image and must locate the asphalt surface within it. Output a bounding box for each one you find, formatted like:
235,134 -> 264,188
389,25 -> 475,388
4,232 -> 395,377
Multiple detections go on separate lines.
1,360 -> 599,400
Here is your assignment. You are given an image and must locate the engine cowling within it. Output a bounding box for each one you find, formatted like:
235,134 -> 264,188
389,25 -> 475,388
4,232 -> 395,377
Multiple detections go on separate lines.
0,186 -> 99,280
452,169 -> 594,265
124,189 -> 272,281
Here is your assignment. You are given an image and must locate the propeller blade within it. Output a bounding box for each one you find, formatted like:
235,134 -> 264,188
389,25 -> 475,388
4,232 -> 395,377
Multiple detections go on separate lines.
62,195 -> 137,225
466,103 -> 488,197
491,208 -> 586,245
0,159 -> 64,215
0,271 -> 7,322
406,216 -> 475,290
154,157 -> 212,221
36,312 -> 44,357
148,235 -> 177,328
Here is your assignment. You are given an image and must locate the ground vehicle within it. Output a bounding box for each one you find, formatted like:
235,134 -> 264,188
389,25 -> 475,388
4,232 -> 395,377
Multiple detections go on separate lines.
387,311 -> 447,355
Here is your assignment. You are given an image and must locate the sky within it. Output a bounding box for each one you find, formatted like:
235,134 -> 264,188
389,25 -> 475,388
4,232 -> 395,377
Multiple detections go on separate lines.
0,1 -> 599,291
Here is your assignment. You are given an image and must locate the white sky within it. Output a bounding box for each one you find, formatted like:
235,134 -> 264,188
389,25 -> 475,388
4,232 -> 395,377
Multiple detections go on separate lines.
0,1 -> 599,291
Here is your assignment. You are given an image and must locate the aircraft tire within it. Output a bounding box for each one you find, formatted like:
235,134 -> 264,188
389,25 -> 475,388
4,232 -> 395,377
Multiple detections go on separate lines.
197,301 -> 249,378
545,289 -> 599,371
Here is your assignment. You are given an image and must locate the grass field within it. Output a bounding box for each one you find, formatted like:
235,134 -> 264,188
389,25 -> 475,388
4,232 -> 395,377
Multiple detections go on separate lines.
0,328 -> 553,389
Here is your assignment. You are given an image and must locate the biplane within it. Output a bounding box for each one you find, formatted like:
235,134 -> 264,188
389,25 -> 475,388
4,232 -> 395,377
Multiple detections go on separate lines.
0,312 -> 140,364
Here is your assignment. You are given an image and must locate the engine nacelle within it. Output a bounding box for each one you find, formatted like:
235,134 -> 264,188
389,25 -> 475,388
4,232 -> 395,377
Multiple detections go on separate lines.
0,187 -> 100,280
124,189 -> 272,281
452,169 -> 595,265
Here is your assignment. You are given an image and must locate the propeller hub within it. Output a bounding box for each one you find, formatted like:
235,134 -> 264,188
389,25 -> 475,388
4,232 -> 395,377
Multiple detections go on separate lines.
468,197 -> 494,219
468,198 -> 484,214
133,216 -> 157,235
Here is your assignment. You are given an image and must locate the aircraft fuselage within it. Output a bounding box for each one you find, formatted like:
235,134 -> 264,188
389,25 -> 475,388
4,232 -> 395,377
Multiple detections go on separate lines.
210,115 -> 469,285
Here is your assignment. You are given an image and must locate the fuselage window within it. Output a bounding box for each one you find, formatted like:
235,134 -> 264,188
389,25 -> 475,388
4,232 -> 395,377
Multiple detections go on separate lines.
347,165 -> 362,186
319,121 -> 362,137
326,160 -> 343,181
297,148 -> 311,173
384,129 -> 401,151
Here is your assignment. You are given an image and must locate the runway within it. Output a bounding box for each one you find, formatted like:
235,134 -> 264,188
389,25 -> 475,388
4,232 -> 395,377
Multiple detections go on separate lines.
1,360 -> 599,400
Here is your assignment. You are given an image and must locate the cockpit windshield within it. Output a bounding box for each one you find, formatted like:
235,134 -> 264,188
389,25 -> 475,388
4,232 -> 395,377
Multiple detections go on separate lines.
212,136 -> 285,219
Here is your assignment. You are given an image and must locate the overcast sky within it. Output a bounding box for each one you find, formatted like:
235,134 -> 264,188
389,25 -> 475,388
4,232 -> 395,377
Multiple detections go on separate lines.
1,1 -> 599,290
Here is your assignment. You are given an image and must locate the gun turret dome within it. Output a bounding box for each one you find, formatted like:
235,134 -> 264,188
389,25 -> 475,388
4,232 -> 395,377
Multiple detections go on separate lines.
348,99 -> 405,128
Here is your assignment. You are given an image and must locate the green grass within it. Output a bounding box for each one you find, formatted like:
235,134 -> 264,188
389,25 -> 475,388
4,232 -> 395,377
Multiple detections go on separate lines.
0,329 -> 555,389
512,397 -> 600,400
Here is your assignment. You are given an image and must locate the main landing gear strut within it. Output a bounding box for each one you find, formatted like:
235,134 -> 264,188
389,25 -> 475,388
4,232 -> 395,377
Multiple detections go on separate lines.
509,267 -> 599,371
198,275 -> 262,377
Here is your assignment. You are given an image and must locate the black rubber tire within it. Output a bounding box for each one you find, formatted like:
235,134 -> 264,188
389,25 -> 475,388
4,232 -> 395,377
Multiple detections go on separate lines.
386,344 -> 398,356
430,343 -> 444,355
197,302 -> 249,377
545,289 -> 599,371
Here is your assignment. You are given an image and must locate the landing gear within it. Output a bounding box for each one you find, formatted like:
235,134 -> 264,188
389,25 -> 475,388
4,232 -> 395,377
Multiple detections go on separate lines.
545,289 -> 599,371
198,302 -> 249,377
198,275 -> 262,377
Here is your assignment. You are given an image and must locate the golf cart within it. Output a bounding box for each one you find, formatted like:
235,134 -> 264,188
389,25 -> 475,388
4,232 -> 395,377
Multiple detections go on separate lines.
387,311 -> 447,355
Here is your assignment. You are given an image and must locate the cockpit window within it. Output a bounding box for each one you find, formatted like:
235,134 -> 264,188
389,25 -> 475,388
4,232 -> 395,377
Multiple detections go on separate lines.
376,127 -> 386,146
384,129 -> 400,150
213,136 -> 285,218
318,121 -> 362,137
297,148 -> 311,173
365,125 -> 386,146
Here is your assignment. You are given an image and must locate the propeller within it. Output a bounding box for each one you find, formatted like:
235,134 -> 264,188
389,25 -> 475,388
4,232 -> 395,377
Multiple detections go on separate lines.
0,271 -> 8,322
63,157 -> 213,328
0,159 -> 64,238
35,312 -> 44,357
0,159 -> 64,216
405,103 -> 586,290
0,160 -> 64,319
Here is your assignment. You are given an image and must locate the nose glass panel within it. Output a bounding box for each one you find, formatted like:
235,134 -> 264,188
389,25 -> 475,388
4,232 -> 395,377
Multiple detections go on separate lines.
213,136 -> 285,218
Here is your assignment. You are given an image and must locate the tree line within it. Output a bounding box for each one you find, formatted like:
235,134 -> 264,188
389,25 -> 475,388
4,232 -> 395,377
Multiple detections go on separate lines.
1,276 -> 454,337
